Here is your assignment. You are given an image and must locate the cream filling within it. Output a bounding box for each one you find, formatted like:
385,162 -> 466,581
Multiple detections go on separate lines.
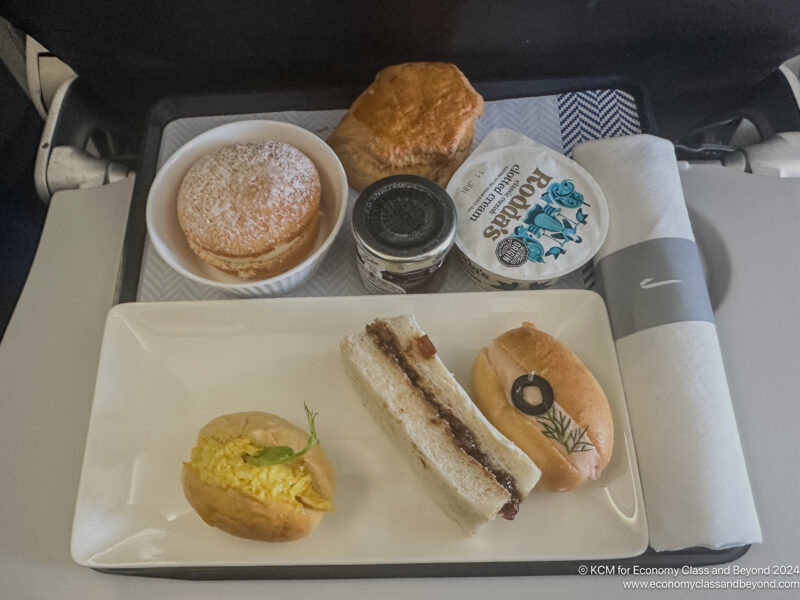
486,342 -> 601,479
210,236 -> 301,266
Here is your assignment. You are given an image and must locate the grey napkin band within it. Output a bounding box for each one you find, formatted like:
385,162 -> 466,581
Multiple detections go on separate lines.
595,237 -> 715,340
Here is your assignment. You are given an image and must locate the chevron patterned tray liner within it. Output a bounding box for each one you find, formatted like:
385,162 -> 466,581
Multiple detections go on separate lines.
138,90 -> 641,301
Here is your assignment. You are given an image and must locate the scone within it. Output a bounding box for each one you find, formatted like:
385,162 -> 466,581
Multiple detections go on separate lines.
328,62 -> 484,191
177,141 -> 321,280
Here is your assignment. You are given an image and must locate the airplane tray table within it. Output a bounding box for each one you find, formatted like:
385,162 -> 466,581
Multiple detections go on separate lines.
107,78 -> 748,579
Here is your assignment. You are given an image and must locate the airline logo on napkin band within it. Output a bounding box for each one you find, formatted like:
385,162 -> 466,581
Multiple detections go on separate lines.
639,278 -> 683,289
595,237 -> 714,339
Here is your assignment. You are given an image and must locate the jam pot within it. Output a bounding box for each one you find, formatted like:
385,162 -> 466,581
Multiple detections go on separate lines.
351,175 -> 457,294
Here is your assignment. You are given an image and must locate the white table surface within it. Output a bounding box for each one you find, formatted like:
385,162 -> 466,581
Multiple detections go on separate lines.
1,166 -> 798,599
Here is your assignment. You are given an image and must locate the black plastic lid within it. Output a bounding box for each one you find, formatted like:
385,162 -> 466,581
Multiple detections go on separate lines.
351,175 -> 456,265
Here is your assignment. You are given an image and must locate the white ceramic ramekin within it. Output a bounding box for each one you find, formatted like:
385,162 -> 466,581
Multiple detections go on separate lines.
146,120 -> 348,297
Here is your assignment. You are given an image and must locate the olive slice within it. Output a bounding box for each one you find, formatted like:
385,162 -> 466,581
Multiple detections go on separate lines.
510,373 -> 554,416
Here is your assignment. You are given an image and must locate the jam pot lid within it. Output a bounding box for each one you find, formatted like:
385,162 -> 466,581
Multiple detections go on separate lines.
352,175 -> 457,268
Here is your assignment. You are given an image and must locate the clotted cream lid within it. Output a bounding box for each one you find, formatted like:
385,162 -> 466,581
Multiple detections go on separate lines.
447,136 -> 608,283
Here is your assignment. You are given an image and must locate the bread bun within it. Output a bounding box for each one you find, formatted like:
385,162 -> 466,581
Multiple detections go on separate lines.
328,62 -> 483,191
471,323 -> 613,492
177,142 -> 322,280
182,411 -> 334,542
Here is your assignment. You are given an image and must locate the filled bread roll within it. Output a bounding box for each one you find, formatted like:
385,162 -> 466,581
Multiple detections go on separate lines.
182,410 -> 334,542
472,323 -> 613,492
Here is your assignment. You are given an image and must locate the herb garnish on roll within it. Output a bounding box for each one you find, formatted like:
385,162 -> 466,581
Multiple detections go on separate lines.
182,406 -> 334,542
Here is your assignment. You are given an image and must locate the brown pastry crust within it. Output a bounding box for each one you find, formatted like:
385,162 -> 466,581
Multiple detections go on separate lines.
471,323 -> 614,492
181,467 -> 324,542
182,411 -> 334,542
177,142 -> 321,278
328,62 -> 483,191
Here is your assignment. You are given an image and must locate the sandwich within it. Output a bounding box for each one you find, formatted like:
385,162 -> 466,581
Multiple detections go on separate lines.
340,315 -> 541,535
182,409 -> 334,542
472,322 -> 614,492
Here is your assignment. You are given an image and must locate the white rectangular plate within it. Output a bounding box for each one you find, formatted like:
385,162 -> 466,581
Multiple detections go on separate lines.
72,290 -> 647,570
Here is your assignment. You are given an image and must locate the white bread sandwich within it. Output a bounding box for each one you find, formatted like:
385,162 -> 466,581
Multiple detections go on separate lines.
340,315 -> 541,535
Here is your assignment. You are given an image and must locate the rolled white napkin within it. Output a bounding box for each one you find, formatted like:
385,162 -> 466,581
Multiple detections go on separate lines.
573,134 -> 761,551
